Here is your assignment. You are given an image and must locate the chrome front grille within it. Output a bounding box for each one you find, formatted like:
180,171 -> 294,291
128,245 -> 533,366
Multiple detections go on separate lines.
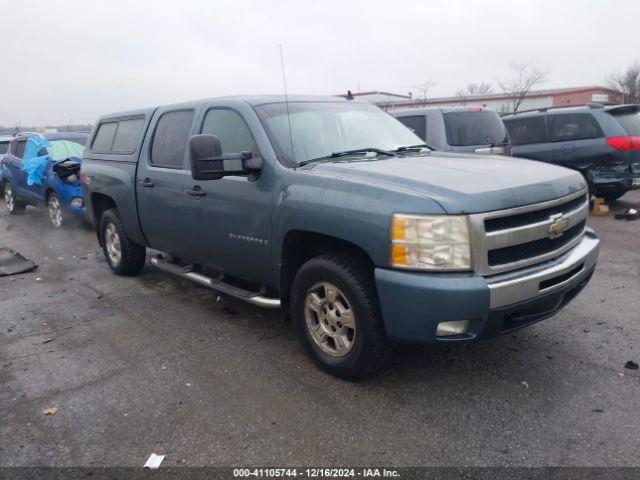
469,191 -> 589,275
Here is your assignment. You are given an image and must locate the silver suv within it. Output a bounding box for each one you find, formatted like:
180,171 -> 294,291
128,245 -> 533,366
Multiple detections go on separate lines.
391,106 -> 511,155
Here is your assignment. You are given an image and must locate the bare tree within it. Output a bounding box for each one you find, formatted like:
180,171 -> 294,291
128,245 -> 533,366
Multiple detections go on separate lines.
497,63 -> 548,112
607,61 -> 640,104
411,80 -> 436,105
467,81 -> 494,96
455,81 -> 494,105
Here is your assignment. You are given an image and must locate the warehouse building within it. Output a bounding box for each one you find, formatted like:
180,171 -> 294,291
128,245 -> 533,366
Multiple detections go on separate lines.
339,86 -> 622,113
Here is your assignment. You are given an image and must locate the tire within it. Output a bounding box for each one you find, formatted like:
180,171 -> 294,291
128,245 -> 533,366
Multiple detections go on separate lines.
4,182 -> 25,215
290,253 -> 394,380
47,191 -> 65,228
99,209 -> 146,276
598,190 -> 626,202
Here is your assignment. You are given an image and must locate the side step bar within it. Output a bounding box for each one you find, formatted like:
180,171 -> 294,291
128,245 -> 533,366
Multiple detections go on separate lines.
150,255 -> 281,309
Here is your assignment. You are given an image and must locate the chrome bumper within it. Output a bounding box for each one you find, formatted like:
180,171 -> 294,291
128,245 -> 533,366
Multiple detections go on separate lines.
486,229 -> 599,309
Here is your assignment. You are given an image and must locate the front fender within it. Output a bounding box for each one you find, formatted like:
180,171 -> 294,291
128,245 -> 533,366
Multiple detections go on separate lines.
273,169 -> 446,269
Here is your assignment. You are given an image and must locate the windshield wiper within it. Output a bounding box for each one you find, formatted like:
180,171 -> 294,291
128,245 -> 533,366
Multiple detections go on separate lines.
392,143 -> 434,152
298,147 -> 396,167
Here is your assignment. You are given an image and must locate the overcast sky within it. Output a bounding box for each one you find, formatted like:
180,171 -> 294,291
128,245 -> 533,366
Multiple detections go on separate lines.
1,0 -> 638,126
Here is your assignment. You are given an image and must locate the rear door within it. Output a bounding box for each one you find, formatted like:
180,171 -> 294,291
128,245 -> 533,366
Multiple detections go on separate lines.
4,139 -> 31,197
0,141 -> 9,179
136,108 -> 198,258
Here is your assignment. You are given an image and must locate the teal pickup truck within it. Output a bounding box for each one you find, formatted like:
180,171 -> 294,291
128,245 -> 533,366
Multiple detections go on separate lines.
81,96 -> 599,379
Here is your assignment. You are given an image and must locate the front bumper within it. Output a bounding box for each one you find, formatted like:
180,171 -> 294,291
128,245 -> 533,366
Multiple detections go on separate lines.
375,229 -> 599,344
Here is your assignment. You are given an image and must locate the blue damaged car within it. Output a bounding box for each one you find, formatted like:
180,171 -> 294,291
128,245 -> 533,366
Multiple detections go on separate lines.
3,132 -> 88,227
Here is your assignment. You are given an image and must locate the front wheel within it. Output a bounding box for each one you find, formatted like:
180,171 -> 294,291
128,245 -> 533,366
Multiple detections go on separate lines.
47,192 -> 65,228
4,182 -> 25,215
99,209 -> 146,276
290,253 -> 394,380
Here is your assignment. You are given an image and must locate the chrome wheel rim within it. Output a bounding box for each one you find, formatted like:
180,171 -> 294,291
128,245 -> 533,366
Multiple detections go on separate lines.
104,223 -> 122,266
5,185 -> 14,212
304,282 -> 356,357
48,195 -> 62,227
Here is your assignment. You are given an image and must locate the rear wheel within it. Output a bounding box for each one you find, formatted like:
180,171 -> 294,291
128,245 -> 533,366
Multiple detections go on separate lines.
99,209 -> 146,276
290,253 -> 394,380
47,192 -> 65,228
4,182 -> 25,215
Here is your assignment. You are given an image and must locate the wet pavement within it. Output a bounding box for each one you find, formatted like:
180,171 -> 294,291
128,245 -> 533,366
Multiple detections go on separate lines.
1,192 -> 639,467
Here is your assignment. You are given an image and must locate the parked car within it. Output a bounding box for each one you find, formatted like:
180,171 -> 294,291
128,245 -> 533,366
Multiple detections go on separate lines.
502,104 -> 640,201
0,135 -> 13,192
391,106 -> 511,155
82,95 -> 598,379
3,132 -> 88,227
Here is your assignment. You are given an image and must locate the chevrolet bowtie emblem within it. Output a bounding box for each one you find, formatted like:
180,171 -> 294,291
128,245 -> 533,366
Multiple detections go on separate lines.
548,214 -> 569,238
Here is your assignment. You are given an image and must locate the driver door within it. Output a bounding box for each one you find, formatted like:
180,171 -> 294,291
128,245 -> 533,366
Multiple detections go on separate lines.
185,106 -> 273,286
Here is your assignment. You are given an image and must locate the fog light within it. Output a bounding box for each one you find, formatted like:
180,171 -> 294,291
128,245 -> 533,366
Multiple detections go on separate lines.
70,197 -> 83,208
436,320 -> 470,337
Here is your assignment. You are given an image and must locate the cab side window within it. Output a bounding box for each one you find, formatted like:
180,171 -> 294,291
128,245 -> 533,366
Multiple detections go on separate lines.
92,122 -> 118,151
150,110 -> 195,169
201,109 -> 259,156
91,117 -> 145,154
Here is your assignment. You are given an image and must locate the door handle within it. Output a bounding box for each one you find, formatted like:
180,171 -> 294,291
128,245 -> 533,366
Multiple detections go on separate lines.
139,178 -> 154,189
186,186 -> 206,197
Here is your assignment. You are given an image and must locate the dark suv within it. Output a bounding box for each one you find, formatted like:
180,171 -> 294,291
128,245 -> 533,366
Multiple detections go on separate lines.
503,104 -> 640,201
391,106 -> 511,155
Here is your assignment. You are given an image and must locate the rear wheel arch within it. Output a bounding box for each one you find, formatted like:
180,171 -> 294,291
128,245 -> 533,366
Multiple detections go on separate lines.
91,193 -> 118,240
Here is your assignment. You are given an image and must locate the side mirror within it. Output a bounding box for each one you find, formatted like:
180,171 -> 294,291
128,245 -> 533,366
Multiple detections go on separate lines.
188,134 -> 262,181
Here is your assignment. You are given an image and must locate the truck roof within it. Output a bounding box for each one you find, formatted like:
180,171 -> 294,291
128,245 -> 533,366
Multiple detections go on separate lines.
96,95 -> 352,123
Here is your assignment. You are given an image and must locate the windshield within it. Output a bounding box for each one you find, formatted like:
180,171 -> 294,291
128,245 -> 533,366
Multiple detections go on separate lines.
443,110 -> 509,146
613,112 -> 640,135
46,139 -> 86,161
255,101 -> 422,165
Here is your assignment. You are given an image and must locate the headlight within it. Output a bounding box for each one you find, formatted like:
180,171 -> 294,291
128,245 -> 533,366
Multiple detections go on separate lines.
391,214 -> 471,270
70,197 -> 84,208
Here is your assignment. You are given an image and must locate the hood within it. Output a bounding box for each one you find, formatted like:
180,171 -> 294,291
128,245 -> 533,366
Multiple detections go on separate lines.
310,152 -> 586,214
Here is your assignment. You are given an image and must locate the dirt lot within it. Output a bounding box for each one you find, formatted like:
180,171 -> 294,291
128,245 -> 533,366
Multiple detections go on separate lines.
1,192 -> 639,467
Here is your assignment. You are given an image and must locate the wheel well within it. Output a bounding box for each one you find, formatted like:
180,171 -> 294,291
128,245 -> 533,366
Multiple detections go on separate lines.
280,231 -> 374,312
91,193 -> 117,241
45,188 -> 55,201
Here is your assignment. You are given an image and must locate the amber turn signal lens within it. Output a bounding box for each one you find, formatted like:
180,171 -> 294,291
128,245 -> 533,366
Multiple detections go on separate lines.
391,217 -> 406,240
391,244 -> 408,265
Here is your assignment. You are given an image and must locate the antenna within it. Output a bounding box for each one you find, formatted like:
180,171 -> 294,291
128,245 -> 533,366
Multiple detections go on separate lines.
279,44 -> 295,165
